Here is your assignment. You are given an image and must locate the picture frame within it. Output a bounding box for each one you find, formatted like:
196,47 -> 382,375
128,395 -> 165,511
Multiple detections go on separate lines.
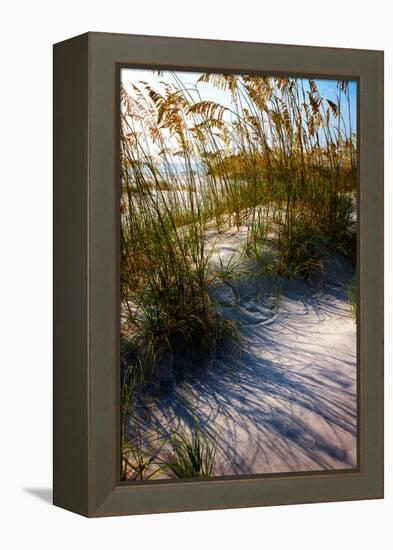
53,32 -> 384,517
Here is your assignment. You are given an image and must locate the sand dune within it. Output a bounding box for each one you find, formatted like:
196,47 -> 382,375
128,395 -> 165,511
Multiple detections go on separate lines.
129,226 -> 357,477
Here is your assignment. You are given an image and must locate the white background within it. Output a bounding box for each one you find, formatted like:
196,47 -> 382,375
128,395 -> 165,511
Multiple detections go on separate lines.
0,1 -> 391,548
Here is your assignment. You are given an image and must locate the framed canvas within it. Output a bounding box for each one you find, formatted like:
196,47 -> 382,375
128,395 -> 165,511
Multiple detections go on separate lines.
53,32 -> 384,517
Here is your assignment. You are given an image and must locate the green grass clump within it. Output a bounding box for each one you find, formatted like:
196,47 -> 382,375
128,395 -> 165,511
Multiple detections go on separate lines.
166,421 -> 216,478
121,194 -> 235,379
245,207 -> 269,261
321,193 -> 357,266
138,286 -> 235,368
277,215 -> 326,280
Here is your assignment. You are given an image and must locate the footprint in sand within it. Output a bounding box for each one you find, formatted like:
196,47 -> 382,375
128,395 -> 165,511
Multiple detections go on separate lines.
238,297 -> 277,326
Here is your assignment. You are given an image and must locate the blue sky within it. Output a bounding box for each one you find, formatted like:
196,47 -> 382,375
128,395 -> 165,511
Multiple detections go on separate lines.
312,78 -> 356,134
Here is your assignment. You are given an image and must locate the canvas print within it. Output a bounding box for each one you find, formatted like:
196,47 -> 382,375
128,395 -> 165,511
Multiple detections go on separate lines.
120,69 -> 357,481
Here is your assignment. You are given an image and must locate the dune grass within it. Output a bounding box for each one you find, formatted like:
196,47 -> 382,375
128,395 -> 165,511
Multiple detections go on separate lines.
120,71 -> 357,479
164,420 -> 216,479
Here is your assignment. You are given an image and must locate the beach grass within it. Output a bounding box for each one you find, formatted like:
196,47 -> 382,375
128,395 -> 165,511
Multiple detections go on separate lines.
120,72 -> 357,479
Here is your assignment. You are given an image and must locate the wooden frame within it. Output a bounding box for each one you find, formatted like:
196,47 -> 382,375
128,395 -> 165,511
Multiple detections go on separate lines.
53,32 -> 384,517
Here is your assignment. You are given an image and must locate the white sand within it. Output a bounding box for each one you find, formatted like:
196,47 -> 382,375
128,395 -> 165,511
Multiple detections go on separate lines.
130,226 -> 357,476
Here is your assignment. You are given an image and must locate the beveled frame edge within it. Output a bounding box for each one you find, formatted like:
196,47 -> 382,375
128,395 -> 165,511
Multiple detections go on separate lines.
53,32 -> 383,517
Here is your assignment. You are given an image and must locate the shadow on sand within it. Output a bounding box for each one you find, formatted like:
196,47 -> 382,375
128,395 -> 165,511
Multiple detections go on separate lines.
127,255 -> 357,476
